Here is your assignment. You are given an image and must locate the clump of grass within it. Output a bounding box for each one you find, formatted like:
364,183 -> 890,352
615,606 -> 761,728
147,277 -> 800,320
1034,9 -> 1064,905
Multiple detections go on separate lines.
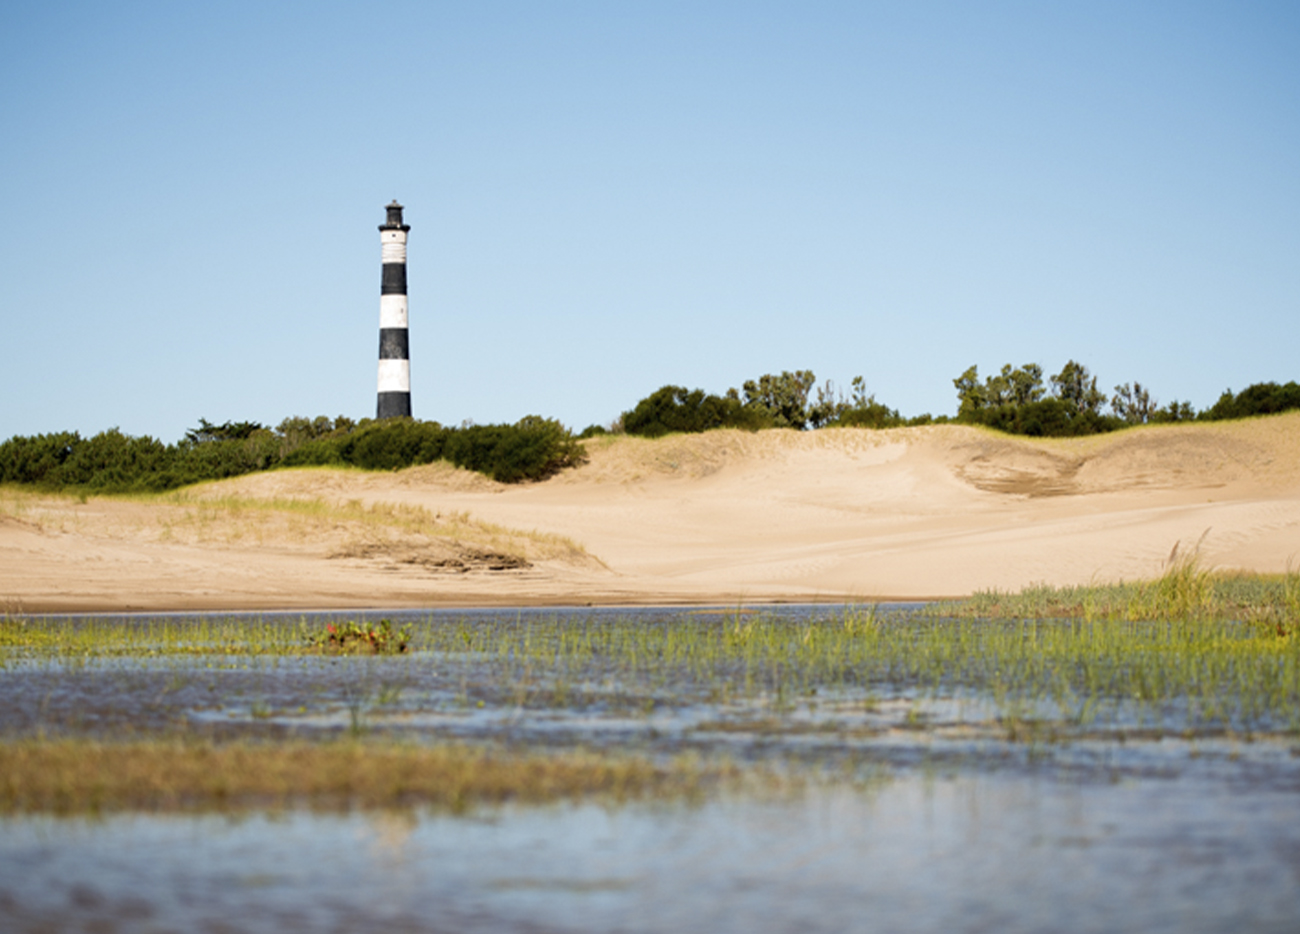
0,739 -> 744,815
304,619 -> 411,655
1126,540 -> 1218,621
934,545 -> 1299,633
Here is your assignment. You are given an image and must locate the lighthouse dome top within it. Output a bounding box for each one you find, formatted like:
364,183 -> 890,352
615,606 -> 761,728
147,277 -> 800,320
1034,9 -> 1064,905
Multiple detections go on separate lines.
380,200 -> 410,232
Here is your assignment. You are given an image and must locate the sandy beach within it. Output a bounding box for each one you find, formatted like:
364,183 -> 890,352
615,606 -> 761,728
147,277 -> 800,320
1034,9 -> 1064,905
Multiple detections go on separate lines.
3,413 -> 1299,613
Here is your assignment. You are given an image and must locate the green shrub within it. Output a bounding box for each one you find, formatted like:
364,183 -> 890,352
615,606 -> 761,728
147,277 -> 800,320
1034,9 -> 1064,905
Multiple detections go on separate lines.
624,373 -> 911,436
955,361 -> 1123,437
0,429 -> 178,491
828,403 -> 903,428
183,418 -> 266,444
1201,381 -> 1300,420
739,371 -> 817,429
331,419 -> 447,471
443,416 -> 586,482
0,431 -> 84,486
621,386 -> 767,437
814,377 -> 905,429
277,416 -> 585,482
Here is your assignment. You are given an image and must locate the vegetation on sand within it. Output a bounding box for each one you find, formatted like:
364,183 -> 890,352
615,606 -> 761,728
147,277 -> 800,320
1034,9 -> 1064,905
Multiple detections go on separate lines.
2,364 -> 1295,494
621,371 -> 921,437
620,364 -> 1298,441
0,414 -> 586,493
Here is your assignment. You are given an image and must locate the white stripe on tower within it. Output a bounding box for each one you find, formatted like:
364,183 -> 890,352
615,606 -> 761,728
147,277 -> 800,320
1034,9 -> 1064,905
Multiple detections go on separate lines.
379,294 -> 408,328
377,200 -> 411,419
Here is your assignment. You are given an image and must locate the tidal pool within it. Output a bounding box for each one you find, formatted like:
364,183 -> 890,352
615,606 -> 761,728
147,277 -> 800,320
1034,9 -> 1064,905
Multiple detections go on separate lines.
2,606 -> 1298,932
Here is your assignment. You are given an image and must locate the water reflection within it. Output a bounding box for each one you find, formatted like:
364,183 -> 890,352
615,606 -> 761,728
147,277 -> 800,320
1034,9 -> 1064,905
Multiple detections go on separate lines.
2,773 -> 1298,933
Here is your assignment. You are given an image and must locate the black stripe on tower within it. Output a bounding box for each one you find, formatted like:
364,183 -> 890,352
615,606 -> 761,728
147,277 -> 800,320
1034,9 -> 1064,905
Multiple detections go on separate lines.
378,392 -> 411,419
381,263 -> 407,295
377,200 -> 412,420
378,328 -> 409,359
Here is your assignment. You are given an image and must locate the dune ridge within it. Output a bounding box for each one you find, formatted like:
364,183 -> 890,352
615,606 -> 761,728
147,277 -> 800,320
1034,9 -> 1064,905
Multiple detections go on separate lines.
3,413 -> 1298,612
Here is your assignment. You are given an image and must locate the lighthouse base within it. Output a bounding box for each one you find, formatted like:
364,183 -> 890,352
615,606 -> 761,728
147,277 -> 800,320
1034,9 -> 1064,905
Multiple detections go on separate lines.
377,392 -> 411,419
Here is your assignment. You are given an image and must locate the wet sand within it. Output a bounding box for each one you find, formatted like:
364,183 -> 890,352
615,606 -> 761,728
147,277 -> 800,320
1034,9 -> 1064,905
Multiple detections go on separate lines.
3,414 -> 1299,612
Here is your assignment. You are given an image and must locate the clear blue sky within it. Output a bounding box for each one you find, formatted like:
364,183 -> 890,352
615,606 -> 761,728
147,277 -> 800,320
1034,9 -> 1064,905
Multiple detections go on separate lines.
2,1 -> 1297,440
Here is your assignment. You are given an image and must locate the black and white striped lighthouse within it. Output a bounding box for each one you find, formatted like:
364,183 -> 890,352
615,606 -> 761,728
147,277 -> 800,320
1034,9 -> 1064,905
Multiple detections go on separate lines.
377,200 -> 412,419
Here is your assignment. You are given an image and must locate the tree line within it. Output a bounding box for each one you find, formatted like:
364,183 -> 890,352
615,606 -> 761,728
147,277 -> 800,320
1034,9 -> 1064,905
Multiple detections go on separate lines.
615,363 -> 1300,439
614,372 -> 911,438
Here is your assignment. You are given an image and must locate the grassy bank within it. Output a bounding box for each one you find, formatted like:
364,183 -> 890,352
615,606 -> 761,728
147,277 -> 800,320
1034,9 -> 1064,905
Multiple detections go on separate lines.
931,555 -> 1300,634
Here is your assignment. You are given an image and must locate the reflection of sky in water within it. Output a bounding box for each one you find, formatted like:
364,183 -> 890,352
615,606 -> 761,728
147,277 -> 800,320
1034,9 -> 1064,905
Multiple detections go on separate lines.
3,774 -> 1298,933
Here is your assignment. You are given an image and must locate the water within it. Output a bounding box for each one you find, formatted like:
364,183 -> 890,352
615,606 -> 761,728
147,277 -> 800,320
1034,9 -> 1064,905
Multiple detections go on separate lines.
3,775 -> 1298,933
2,606 -> 1298,932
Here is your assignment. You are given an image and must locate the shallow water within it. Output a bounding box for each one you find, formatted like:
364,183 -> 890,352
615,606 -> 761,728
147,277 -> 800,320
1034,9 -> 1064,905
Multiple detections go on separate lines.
3,774 -> 1299,933
3,607 -> 1299,932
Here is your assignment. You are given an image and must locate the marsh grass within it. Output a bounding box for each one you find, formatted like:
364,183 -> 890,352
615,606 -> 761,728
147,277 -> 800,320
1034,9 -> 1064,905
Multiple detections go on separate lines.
0,739 -> 746,815
933,551 -> 1300,637
426,605 -> 1297,731
0,614 -> 303,657
5,547 -> 1300,771
3,595 -> 1297,733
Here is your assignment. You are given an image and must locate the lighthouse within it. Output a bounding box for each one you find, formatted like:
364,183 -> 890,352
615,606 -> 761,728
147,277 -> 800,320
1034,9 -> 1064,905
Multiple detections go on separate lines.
377,200 -> 412,419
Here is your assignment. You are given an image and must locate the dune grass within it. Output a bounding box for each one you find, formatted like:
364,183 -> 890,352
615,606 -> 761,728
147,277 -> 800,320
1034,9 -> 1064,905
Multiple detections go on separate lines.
0,484 -> 591,563
162,492 -> 588,560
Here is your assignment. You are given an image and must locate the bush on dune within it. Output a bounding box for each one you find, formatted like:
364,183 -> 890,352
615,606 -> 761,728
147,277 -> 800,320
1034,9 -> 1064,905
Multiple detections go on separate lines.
1201,381 -> 1300,421
620,386 -> 770,437
811,376 -> 908,429
0,415 -> 587,493
954,361 -> 1127,437
621,372 -> 918,438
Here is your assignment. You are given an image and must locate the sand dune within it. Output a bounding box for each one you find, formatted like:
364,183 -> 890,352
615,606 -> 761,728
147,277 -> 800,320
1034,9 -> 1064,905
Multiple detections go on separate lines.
3,414 -> 1299,612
